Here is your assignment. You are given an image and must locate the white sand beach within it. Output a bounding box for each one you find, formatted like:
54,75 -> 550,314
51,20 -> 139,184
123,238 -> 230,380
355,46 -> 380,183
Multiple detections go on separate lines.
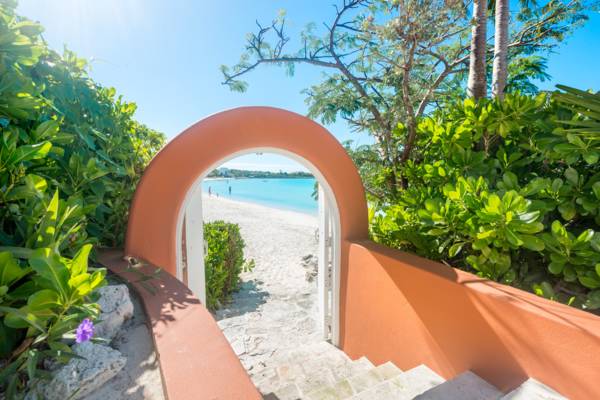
202,194 -> 321,373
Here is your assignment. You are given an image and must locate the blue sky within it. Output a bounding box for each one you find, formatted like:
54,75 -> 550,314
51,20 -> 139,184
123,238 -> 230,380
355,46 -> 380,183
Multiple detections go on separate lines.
17,1 -> 600,172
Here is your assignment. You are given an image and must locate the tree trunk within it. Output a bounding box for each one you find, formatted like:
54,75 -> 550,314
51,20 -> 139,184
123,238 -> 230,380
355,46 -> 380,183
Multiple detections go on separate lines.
492,0 -> 509,99
467,0 -> 488,99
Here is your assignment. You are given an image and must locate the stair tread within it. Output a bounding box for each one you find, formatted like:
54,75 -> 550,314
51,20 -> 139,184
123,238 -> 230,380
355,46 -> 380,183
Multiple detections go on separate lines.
375,361 -> 403,380
306,358 -> 400,399
305,379 -> 354,400
258,349 -> 565,400
379,364 -> 445,399
347,367 -> 384,393
502,378 -> 567,400
414,371 -> 502,400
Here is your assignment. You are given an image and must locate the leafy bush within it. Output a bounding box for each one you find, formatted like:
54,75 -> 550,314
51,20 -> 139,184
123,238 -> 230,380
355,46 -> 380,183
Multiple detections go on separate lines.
0,1 -> 165,248
0,2 -> 164,395
370,88 -> 600,310
204,221 -> 254,310
0,245 -> 105,396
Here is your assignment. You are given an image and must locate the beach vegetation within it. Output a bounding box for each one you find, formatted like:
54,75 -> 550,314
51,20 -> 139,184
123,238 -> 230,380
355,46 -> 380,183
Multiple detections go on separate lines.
222,0 -> 595,199
204,221 -> 255,310
208,167 -> 312,179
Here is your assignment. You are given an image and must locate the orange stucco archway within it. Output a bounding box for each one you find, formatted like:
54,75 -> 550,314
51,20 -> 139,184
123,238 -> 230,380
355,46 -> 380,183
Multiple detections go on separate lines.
125,106 -> 369,277
122,107 -> 600,400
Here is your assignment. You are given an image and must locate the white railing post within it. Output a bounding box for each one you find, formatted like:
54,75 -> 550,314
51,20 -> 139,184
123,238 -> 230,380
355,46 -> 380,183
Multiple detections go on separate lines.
185,184 -> 207,305
318,184 -> 331,340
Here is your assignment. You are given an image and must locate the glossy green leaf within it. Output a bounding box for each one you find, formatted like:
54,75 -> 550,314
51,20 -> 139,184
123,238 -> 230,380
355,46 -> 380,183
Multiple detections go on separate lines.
29,249 -> 69,301
9,142 -> 52,164
548,261 -> 564,275
0,306 -> 46,332
0,252 -> 27,287
27,289 -> 60,311
565,167 -> 579,185
69,244 -> 92,277
558,202 -> 576,220
520,235 -> 545,251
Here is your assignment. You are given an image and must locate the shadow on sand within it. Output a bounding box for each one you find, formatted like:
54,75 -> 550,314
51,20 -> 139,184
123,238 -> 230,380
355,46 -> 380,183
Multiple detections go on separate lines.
214,279 -> 270,320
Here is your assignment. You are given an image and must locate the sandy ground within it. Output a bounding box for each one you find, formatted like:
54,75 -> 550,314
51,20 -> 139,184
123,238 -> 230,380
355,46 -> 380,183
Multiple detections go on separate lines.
202,194 -> 321,374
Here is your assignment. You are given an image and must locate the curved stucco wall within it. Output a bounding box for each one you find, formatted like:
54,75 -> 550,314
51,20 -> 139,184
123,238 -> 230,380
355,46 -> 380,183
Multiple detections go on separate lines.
125,106 -> 369,275
342,241 -> 600,400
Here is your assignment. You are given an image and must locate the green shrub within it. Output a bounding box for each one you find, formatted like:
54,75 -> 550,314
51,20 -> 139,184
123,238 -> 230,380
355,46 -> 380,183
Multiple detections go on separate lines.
0,1 -> 165,249
204,221 -> 254,310
0,2 -> 164,395
370,88 -> 600,311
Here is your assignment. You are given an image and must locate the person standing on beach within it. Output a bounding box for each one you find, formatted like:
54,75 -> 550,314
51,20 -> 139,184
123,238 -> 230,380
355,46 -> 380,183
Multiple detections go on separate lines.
228,186 -> 232,195
208,186 -> 212,197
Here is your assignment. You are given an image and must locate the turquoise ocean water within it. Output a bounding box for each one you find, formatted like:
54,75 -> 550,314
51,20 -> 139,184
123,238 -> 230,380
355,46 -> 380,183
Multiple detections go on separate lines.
202,178 -> 318,215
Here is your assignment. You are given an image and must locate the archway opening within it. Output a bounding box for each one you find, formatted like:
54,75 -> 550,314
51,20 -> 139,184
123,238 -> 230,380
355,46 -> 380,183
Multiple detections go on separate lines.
176,148 -> 342,347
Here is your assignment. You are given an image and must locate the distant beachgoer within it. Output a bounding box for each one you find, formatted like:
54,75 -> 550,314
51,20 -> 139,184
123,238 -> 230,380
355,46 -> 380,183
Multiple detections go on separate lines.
208,186 -> 212,197
228,186 -> 232,195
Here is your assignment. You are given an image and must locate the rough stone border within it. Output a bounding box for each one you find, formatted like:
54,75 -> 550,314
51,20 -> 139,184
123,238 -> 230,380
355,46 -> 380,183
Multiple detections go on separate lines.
98,249 -> 261,400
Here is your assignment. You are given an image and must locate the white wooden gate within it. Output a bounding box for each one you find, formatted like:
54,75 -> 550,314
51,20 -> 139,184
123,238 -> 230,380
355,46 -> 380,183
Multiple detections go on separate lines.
318,184 -> 335,341
180,181 -> 339,345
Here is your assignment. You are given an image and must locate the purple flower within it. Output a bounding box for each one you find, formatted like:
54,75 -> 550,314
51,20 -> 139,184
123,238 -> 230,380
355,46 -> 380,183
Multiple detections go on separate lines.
75,318 -> 94,343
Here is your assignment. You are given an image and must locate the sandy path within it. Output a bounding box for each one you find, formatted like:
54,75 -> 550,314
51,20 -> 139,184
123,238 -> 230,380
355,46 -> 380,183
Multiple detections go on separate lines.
202,195 -> 320,374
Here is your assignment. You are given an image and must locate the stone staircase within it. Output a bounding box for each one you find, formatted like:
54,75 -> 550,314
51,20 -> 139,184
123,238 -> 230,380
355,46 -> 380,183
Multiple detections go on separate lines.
250,342 -> 566,400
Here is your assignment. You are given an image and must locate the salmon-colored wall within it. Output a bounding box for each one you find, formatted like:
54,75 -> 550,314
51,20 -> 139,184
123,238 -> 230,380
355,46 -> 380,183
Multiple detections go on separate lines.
341,240 -> 600,400
125,107 -> 369,275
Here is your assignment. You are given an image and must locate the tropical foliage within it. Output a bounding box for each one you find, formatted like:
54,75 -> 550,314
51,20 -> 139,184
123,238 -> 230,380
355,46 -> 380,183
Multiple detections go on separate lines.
0,1 -> 164,395
204,221 -> 255,310
222,0 -> 596,199
369,88 -> 600,310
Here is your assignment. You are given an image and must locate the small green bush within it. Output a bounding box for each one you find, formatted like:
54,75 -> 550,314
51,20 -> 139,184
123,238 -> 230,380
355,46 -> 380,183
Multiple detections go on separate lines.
204,221 -> 254,310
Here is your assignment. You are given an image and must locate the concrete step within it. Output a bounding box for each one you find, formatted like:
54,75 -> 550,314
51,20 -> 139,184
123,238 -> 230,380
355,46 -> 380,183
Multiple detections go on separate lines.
304,378 -> 355,400
502,378 -> 567,400
303,357 -> 381,400
256,345 -> 376,399
261,354 -> 568,400
353,364 -> 444,400
347,367 -> 385,394
306,360 -> 408,400
414,371 -> 502,400
328,357 -> 375,383
374,361 -> 403,381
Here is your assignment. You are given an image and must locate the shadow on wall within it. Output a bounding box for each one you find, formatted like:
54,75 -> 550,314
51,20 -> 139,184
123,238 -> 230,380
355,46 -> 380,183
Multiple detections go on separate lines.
98,249 -> 262,400
98,249 -> 201,330
369,244 -> 527,387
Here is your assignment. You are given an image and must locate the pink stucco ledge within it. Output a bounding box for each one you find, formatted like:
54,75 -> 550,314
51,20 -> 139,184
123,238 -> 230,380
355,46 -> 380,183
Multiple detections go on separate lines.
98,249 -> 261,400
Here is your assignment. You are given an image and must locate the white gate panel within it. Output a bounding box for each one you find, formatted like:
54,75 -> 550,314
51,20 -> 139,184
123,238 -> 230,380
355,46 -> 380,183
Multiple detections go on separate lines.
185,184 -> 207,305
318,184 -> 334,340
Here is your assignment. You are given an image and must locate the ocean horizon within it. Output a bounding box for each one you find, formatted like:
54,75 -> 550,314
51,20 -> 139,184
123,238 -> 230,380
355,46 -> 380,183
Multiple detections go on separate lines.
202,177 -> 318,215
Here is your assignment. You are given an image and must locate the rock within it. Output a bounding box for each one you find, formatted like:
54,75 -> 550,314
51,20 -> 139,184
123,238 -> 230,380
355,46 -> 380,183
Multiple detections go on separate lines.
38,342 -> 126,400
95,284 -> 134,341
301,254 -> 318,282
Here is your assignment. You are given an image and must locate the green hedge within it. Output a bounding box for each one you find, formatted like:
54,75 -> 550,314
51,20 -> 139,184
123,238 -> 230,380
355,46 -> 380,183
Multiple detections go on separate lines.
370,87 -> 600,311
204,221 -> 254,310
